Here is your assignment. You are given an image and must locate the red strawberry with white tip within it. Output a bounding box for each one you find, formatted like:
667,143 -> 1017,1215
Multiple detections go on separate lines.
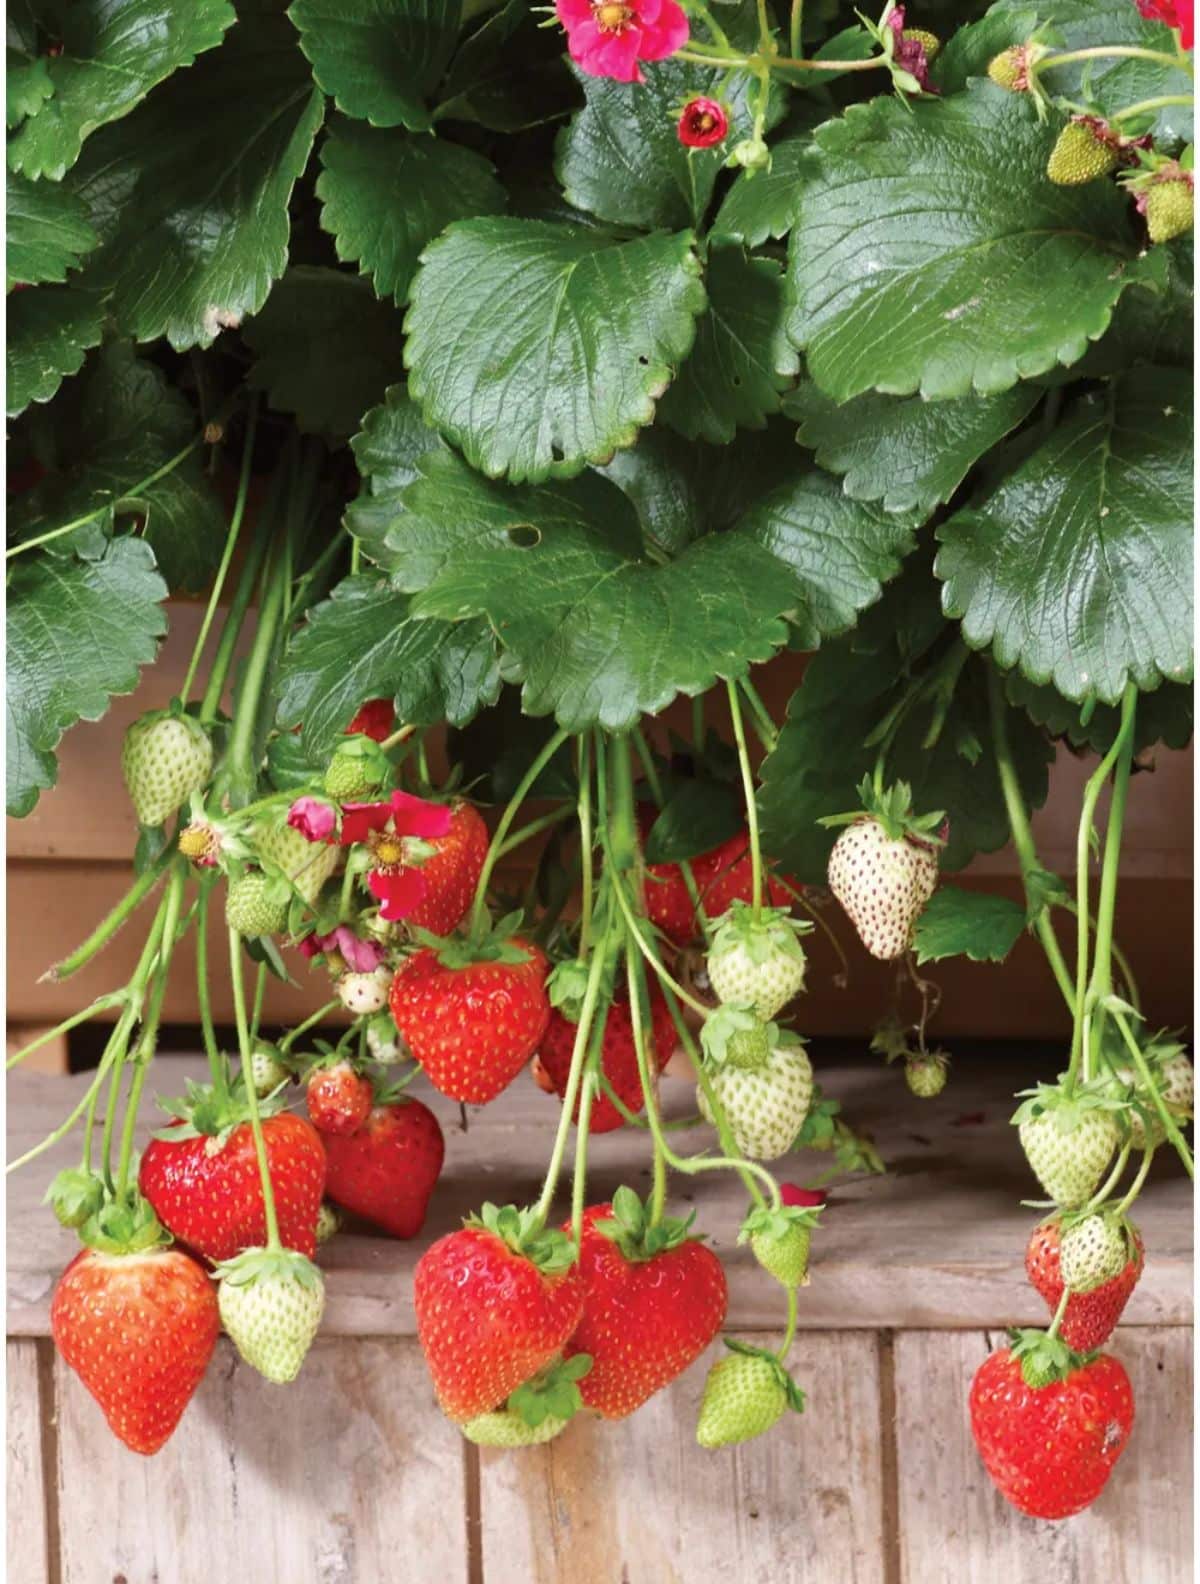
414,1203 -> 582,1422
823,779 -> 942,960
1026,1217 -> 1144,1350
563,1191 -> 728,1419
389,926 -> 550,1104
321,1096 -> 445,1238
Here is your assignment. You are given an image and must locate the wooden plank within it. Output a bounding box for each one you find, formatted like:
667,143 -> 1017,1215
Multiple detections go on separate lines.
7,1339 -> 50,1584
8,1053 -> 1192,1337
894,1328 -> 1194,1584
54,1337 -> 469,1584
477,1331 -> 885,1584
6,1026 -> 69,1076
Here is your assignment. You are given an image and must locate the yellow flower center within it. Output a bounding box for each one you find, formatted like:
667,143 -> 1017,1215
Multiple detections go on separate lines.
594,1 -> 634,32
370,832 -> 407,869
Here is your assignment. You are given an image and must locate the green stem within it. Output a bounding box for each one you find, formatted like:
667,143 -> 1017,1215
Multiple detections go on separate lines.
49,849 -> 172,981
224,533 -> 290,803
1084,685 -> 1137,1079
570,1010 -> 609,1246
577,734 -> 594,961
195,883 -> 224,1088
496,805 -> 574,860
625,940 -> 672,1225
739,677 -> 779,754
1036,45 -> 1190,74
1110,93 -> 1195,122
1081,1141 -> 1131,1215
249,961 -> 268,1047
777,1286 -> 798,1362
610,870 -> 710,1017
986,668 -> 1076,1015
6,995 -> 125,1069
1045,1286 -> 1071,1342
789,0 -> 803,58
631,725 -> 710,941
1112,1011 -> 1194,1179
229,926 -> 281,1247
1113,1146 -> 1155,1217
279,999 -> 342,1055
198,501 -> 274,727
676,46 -> 747,67
180,396 -> 259,705
469,727 -> 570,940
726,681 -> 763,915
596,1074 -> 705,1130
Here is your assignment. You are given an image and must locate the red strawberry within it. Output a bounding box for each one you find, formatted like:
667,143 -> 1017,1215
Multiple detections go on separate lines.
306,1062 -> 373,1137
389,936 -> 550,1104
414,1204 -> 583,1421
140,1085 -> 326,1262
405,801 -> 489,936
346,698 -> 395,742
1026,1218 -> 1144,1351
538,987 -> 676,1133
51,1246 -> 219,1455
322,1097 -> 445,1238
639,808 -> 795,945
970,1343 -> 1134,1519
563,1192 -> 728,1419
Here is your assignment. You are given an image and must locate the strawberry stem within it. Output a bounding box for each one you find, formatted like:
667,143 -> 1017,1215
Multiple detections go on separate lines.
1110,94 -> 1194,122
738,677 -> 779,754
45,847 -> 173,982
195,881 -> 226,1090
1111,1011 -> 1195,1179
1080,1141 -> 1133,1215
1113,1145 -> 1155,1217
229,924 -> 283,1248
624,939 -> 672,1225
1045,1286 -> 1071,1342
1084,684 -> 1137,1078
630,724 -> 711,943
776,1286 -> 798,1362
278,998 -> 342,1055
5,993 -> 126,1070
726,681 -> 763,917
468,726 -> 571,942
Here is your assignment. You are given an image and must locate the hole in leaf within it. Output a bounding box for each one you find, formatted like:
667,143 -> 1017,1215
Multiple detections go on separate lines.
507,524 -> 540,549
550,444 -> 565,462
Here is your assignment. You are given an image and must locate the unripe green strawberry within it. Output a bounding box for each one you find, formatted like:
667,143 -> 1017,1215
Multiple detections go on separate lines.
226,873 -> 289,938
905,1050 -> 949,1099
987,45 -> 1038,91
315,1202 -> 342,1245
740,1204 -> 821,1288
323,735 -> 390,802
254,820 -> 340,907
1047,118 -> 1118,185
44,1166 -> 105,1229
696,1345 -> 802,1448
706,903 -> 811,1021
250,1043 -> 288,1097
1146,176 -> 1194,243
121,711 -> 213,828
215,1247 -> 325,1383
460,1411 -> 569,1447
1059,1215 -> 1128,1295
1013,1085 -> 1120,1209
699,1010 -> 814,1160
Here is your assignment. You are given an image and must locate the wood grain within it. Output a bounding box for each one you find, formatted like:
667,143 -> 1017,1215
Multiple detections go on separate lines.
54,1338 -> 469,1584
8,1054 -> 1192,1337
477,1331 -> 885,1584
893,1328 -> 1194,1584
6,1340 -> 50,1584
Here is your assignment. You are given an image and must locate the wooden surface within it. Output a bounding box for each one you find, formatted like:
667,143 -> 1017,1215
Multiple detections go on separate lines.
6,1339 -> 51,1584
7,1052 -> 1193,1337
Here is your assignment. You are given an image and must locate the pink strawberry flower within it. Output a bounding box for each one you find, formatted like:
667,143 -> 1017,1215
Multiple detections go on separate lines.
339,790 -> 453,921
781,1184 -> 828,1208
288,796 -> 337,843
885,4 -> 937,93
299,925 -> 386,973
555,0 -> 688,84
678,97 -> 729,149
1135,0 -> 1193,48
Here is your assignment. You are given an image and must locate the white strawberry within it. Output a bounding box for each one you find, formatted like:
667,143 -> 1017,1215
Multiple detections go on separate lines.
337,966 -> 392,1016
822,780 -> 942,960
121,710 -> 213,829
698,1007 -> 813,1160
215,1247 -> 325,1384
254,818 -> 340,907
1059,1214 -> 1129,1294
706,903 -> 812,1021
249,1043 -> 289,1097
1013,1083 -> 1121,1209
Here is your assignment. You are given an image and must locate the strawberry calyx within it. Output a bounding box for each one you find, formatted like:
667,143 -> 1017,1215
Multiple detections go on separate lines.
467,1202 -> 578,1273
701,1004 -> 804,1072
213,1244 -> 323,1292
1010,1077 -> 1127,1131
818,777 -> 945,847
507,1354 -> 593,1429
44,1165 -> 105,1229
153,1074 -> 288,1145
78,1188 -> 171,1256
721,1338 -> 807,1413
1008,1326 -> 1093,1390
739,1202 -> 823,1244
412,910 -> 535,971
707,902 -> 812,969
592,1185 -> 697,1262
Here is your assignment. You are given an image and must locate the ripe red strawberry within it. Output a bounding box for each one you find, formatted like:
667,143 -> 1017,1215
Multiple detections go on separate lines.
322,1097 -> 445,1237
970,1342 -> 1134,1519
538,986 -> 676,1133
414,1204 -> 583,1421
641,815 -> 796,946
346,698 -> 395,742
52,1246 -> 219,1455
389,935 -> 550,1104
1026,1217 -> 1144,1351
139,1084 -> 326,1262
563,1192 -> 728,1419
306,1061 -> 373,1136
405,801 -> 489,936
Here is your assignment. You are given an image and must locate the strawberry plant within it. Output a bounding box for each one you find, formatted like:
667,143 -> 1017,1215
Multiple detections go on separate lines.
5,0 -> 1193,1514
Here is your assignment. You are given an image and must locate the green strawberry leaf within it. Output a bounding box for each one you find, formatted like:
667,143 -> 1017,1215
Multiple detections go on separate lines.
712,126 -> 824,247
244,266 -> 406,440
434,0 -> 581,133
375,448 -> 792,730
275,573 -> 501,757
1006,673 -> 1193,754
65,11 -> 324,351
936,368 -> 1193,703
658,246 -> 799,445
316,116 -> 505,306
911,885 -> 1027,965
8,344 -> 226,592
785,81 -> 1142,402
7,536 -> 167,817
555,54 -> 778,231
7,172 -> 97,290
6,284 -> 104,418
290,0 -> 462,133
6,0 -> 236,181
642,778 -> 743,864
785,380 -> 1042,516
404,217 -> 706,483
7,50 -> 55,130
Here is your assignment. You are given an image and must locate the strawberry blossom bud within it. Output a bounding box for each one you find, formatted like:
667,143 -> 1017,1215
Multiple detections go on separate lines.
678,97 -> 729,150
288,796 -> 336,844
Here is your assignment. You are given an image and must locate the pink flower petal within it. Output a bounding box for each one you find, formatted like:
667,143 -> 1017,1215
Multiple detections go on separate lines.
287,796 -> 336,844
639,0 -> 688,59
390,790 -> 453,840
781,1184 -> 827,1208
339,800 -> 394,846
369,867 -> 430,922
331,926 -> 386,972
